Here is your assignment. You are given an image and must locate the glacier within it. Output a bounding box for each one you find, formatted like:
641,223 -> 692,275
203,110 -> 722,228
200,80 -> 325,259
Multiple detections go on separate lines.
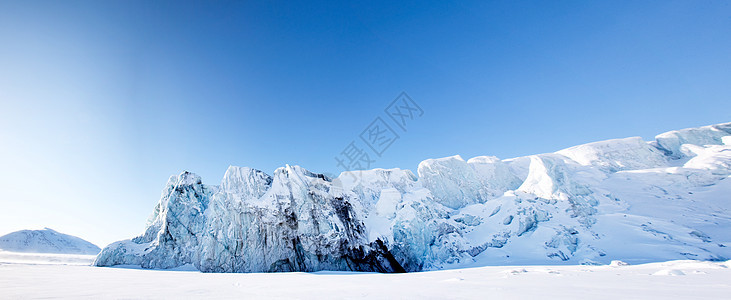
94,122 -> 731,272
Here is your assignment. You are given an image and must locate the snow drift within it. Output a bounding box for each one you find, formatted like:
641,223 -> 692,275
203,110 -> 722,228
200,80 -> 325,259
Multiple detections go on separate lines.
94,122 -> 731,272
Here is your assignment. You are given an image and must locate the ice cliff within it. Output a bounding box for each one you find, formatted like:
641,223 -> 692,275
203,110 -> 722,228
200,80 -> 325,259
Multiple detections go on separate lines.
94,122 -> 731,272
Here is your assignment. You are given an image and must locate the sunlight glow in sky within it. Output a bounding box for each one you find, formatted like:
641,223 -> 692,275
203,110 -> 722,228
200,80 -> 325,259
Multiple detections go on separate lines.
1,1 -> 730,247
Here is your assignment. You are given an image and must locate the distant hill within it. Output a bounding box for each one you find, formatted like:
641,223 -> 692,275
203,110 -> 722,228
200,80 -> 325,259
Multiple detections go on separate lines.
0,228 -> 100,255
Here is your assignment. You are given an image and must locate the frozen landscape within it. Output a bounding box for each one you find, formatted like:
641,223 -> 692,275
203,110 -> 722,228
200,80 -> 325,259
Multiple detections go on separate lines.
2,124 -> 730,299
93,122 -> 731,273
1,123 -> 730,299
1,253 -> 730,299
3,1 -> 730,298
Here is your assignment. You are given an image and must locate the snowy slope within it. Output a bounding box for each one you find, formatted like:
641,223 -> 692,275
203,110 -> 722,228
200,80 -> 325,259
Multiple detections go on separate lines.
95,122 -> 731,272
0,228 -> 101,255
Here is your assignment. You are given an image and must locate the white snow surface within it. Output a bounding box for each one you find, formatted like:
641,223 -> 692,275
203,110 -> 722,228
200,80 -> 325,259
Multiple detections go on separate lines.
0,250 -> 96,266
0,228 -> 100,255
95,122 -> 731,272
2,257 -> 730,299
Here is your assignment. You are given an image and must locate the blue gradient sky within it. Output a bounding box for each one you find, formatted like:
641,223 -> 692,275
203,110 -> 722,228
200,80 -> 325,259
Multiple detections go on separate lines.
1,1 -> 730,247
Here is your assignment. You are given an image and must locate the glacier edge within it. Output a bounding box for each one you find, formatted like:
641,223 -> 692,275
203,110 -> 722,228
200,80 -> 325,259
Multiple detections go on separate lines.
94,122 -> 731,272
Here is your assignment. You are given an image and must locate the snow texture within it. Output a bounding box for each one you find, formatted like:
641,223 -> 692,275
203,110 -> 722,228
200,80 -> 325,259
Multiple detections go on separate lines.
95,122 -> 731,272
0,228 -> 100,255
4,258 -> 731,299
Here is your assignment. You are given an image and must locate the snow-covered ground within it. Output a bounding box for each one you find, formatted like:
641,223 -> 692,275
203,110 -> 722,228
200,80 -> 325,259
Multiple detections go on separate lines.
0,252 -> 729,299
0,250 -> 95,266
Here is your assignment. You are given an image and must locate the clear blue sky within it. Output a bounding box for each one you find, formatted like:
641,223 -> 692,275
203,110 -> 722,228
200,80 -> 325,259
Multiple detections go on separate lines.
1,0 -> 729,247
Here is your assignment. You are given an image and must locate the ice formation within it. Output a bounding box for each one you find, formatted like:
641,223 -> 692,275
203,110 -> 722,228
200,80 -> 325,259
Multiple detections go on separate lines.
95,122 -> 731,272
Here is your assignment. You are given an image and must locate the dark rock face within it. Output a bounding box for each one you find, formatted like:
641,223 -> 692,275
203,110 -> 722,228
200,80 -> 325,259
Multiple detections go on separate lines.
95,166 -> 411,273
